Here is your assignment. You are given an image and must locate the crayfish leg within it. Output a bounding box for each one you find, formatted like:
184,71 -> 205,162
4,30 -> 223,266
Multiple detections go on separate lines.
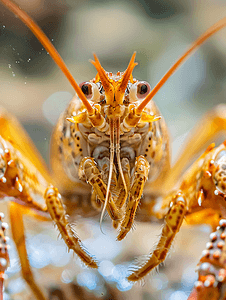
113,158 -> 130,229
79,157 -> 121,222
127,193 -> 186,282
117,156 -> 149,240
45,187 -> 98,269
9,202 -> 47,300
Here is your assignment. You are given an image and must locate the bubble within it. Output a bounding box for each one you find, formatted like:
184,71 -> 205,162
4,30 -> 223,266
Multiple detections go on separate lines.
99,260 -> 114,277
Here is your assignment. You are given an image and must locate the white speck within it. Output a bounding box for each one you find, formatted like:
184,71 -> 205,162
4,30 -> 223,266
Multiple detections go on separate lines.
204,279 -> 211,287
27,58 -> 31,62
0,258 -> 7,268
2,25 -> 5,29
8,64 -> 11,68
200,262 -> 211,271
2,222 -> 8,230
51,38 -> 54,41
219,219 -> 226,227
24,82 -> 27,85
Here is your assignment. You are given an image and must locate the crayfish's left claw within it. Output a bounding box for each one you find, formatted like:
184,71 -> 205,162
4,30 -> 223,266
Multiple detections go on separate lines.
188,219 -> 226,300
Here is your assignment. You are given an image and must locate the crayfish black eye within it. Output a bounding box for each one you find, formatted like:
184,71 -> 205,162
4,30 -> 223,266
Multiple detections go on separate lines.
79,82 -> 93,99
139,84 -> 148,94
137,81 -> 151,99
79,82 -> 101,102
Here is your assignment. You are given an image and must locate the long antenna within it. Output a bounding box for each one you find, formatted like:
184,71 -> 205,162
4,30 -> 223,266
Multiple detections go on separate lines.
136,17 -> 226,114
1,0 -> 94,114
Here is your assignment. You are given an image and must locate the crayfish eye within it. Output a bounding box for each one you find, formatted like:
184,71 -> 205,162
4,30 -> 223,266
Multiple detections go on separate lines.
129,81 -> 151,102
79,82 -> 101,102
79,82 -> 93,99
137,82 -> 151,99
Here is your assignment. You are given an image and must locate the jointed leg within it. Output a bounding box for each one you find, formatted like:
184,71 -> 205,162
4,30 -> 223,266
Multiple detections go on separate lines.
45,187 -> 98,268
113,158 -> 130,229
79,157 -> 121,222
127,193 -> 186,281
117,156 -> 149,241
115,158 -> 131,208
9,201 -> 47,300
90,191 -> 102,211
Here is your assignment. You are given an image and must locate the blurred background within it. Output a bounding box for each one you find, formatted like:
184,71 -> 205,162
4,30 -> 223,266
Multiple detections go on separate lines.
0,0 -> 226,299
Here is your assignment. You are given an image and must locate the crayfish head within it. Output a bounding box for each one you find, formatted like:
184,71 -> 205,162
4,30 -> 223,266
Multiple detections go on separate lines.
76,53 -> 153,130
